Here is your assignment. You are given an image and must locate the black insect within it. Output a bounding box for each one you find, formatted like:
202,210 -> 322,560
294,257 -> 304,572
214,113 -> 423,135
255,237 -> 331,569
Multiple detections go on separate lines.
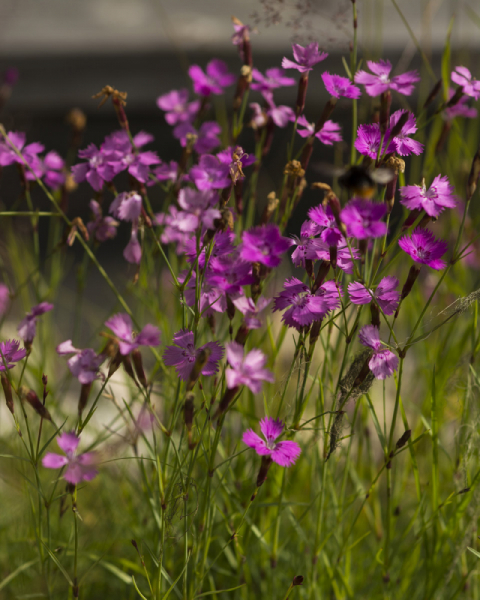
313,163 -> 395,198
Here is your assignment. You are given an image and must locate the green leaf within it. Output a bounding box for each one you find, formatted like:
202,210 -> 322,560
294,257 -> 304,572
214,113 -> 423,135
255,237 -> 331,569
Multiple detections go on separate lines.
41,542 -> 73,586
441,17 -> 455,101
0,559 -> 39,591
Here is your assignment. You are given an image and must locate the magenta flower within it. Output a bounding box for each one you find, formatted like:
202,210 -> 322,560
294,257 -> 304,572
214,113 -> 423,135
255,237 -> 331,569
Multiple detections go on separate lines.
398,228 -> 448,270
251,68 -> 295,95
232,296 -> 271,329
348,276 -> 400,315
354,123 -> 394,159
185,230 -> 236,269
354,60 -> 420,96
206,256 -> 254,296
87,200 -> 118,242
250,103 -> 268,129
308,204 -> 344,246
105,313 -> 160,355
72,143 -> 116,191
273,278 -> 341,329
43,151 -> 66,189
243,417 -> 301,467
388,110 -> 423,156
358,325 -> 398,380
163,329 -> 223,381
0,284 -> 9,316
189,155 -> 231,190
102,130 -> 160,183
124,223 -> 142,264
321,72 -> 361,99
17,302 -> 54,345
176,188 -> 221,231
109,191 -> 142,222
156,89 -> 200,125
173,121 -> 221,154
341,199 -> 387,239
0,339 -> 26,371
265,99 -> 296,128
151,161 -> 179,183
296,115 -> 342,145
42,432 -> 98,484
240,224 -> 292,268
451,66 -> 480,100
400,175 -> 457,218
183,271 -> 227,315
57,340 -> 105,384
0,131 -> 44,180
231,21 -> 252,49
189,60 -> 235,96
282,43 -> 328,73
314,241 -> 359,274
443,88 -> 478,120
225,341 -> 274,393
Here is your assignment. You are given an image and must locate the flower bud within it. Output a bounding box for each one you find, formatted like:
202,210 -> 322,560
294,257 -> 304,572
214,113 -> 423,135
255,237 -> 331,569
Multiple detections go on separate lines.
256,455 -> 273,487
1,373 -> 14,414
132,349 -> 148,388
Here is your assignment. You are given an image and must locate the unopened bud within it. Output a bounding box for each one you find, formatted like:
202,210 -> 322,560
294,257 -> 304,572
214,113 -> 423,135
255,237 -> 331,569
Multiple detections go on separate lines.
20,386 -> 52,421
2,373 -> 14,414
256,455 -> 273,487
295,73 -> 309,117
395,429 -> 411,450
78,383 -> 92,418
187,348 -> 211,392
293,575 -> 304,586
132,349 -> 148,388
380,91 -> 392,135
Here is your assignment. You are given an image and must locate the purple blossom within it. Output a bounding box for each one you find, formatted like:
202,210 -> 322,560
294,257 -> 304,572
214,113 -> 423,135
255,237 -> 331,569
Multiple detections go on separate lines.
443,88 -> 478,120
42,432 -> 98,484
189,155 -> 231,190
231,21 -> 252,49
232,296 -> 271,329
321,72 -> 361,99
0,339 -> 26,370
71,143 -> 116,191
388,110 -> 424,156
0,132 -> 44,180
225,341 -> 274,393
183,271 -> 227,315
348,276 -> 400,315
102,130 -> 160,183
189,60 -> 235,96
156,89 -> 200,125
296,116 -> 342,145
282,43 -> 328,73
265,98 -> 295,128
398,227 -> 448,270
451,66 -> 480,100
206,256 -> 254,296
243,417 -> 301,467
400,175 -> 457,218
0,284 -> 10,316
163,329 -> 223,381
105,313 -> 160,355
354,123 -> 394,159
240,224 -> 292,268
273,278 -> 341,329
217,146 -> 256,182
185,230 -> 235,269
358,325 -> 398,379
308,204 -> 344,246
250,103 -> 268,129
251,68 -> 295,95
109,191 -> 142,222
87,200 -> 118,242
124,223 -> 142,264
173,121 -> 221,154
341,199 -> 387,239
176,188 -> 221,231
43,151 -> 66,189
151,161 -> 179,183
314,241 -> 359,274
57,340 -> 105,384
17,302 -> 54,345
354,60 -> 420,96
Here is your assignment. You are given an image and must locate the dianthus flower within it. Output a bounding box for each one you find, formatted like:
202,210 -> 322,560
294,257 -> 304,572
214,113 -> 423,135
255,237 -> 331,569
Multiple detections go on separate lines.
217,146 -> 256,182
42,432 -> 98,484
163,329 -> 223,381
240,224 -> 292,267
321,72 -> 361,99
0,339 -> 26,371
17,302 -> 54,345
189,155 -> 231,190
354,60 -> 420,96
273,278 -> 341,329
43,151 -> 66,189
206,256 -> 254,296
105,313 -> 160,355
341,199 -> 387,239
185,230 -> 236,269
151,160 -> 179,183
189,60 -> 235,96
250,102 -> 268,129
354,123 -> 392,159
282,43 -> 328,73
243,417 -> 301,466
443,88 -> 478,120
0,284 -> 9,316
173,121 -> 221,154
183,271 -> 227,315
124,223 -> 142,264
232,296 -> 271,329
358,325 -> 398,379
296,116 -> 342,145
399,175 -> 457,217
0,131 -> 44,180
225,341 -> 274,393
176,188 -> 221,231
71,143 -> 116,191
308,204 -> 344,246
109,191 -> 142,222
398,227 -> 447,270
156,89 -> 200,125
102,130 -> 160,183
451,66 -> 480,100
87,200 -> 118,242
348,276 -> 400,315
264,97 -> 295,127
388,110 -> 424,156
250,67 -> 295,95
57,340 -> 105,384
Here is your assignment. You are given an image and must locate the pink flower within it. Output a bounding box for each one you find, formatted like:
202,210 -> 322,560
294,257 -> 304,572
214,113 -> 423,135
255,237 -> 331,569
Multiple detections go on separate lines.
156,89 -> 200,125
296,116 -> 342,145
43,151 -> 66,189
341,199 -> 387,239
399,175 -> 457,218
56,340 -> 105,384
17,302 -> 54,345
354,60 -> 420,96
251,68 -> 295,95
109,191 -> 142,222
173,121 -> 221,154
243,417 -> 301,466
0,339 -> 26,370
451,66 -> 480,100
189,60 -> 235,96
240,224 -> 292,268
398,228 -> 448,270
354,123 -> 393,159
105,313 -> 160,355
232,296 -> 271,330
163,329 -> 223,382
282,43 -> 328,73
443,88 -> 478,120
321,72 -> 361,99
71,143 -> 116,191
0,284 -> 10,316
225,341 -> 274,394
87,200 -> 118,242
348,276 -> 400,315
358,325 -> 398,380
388,110 -> 423,156
42,432 -> 98,484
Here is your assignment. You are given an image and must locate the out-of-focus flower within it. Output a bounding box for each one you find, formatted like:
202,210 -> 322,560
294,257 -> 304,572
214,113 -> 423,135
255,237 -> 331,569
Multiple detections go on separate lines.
189,60 -> 236,96
240,224 -> 292,268
176,188 -> 221,231
0,339 -> 26,371
102,130 -> 160,183
251,67 -> 295,95
451,66 -> 480,100
282,43 -> 328,73
243,417 -> 301,466
399,175 -> 457,217
354,60 -> 420,96
57,340 -> 105,384
0,284 -> 10,316
295,115 -> 342,145
17,302 -> 54,345
109,191 -> 142,222
348,276 -> 400,315
358,325 -> 398,379
163,329 -> 223,381
43,151 -> 66,189
156,89 -> 200,125
341,199 -> 387,239
71,143 -> 116,191
388,110 -> 424,156
42,432 -> 98,484
321,72 -> 361,99
173,121 -> 222,154
443,88 -> 478,120
225,341 -> 274,393
105,313 -> 160,355
398,228 -> 448,270
232,296 -> 271,329
87,200 -> 118,242
189,155 -> 231,190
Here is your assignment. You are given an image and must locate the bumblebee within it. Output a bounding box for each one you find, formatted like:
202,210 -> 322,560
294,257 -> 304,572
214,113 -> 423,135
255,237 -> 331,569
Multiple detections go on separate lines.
314,163 -> 395,199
